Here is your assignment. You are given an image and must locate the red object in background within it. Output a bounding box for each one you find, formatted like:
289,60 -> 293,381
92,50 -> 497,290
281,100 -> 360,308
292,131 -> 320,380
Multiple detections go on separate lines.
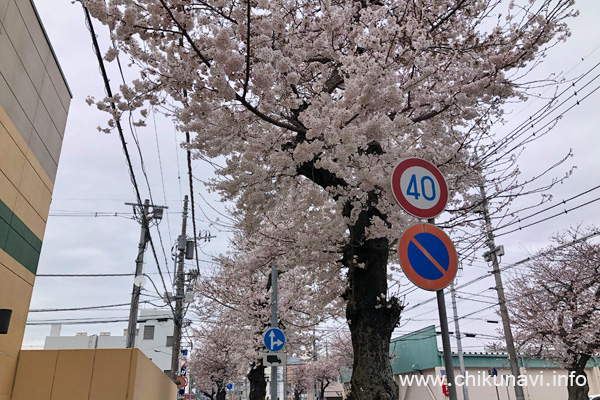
442,383 -> 449,397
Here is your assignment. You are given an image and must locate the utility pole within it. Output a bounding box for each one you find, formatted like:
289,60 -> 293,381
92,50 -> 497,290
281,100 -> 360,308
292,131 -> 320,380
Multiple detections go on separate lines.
450,282 -> 470,400
171,195 -> 189,382
125,199 -> 167,349
479,183 -> 525,400
270,262 -> 278,400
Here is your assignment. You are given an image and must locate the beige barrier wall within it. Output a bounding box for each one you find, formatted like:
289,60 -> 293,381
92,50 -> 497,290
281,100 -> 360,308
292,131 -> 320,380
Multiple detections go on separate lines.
11,348 -> 176,400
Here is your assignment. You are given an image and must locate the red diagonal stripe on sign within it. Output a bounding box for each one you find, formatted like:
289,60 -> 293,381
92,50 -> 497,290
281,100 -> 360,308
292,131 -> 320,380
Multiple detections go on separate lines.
409,238 -> 447,275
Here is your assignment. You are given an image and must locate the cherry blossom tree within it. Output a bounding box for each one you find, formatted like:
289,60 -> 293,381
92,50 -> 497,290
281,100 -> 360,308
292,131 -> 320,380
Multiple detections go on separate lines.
306,357 -> 342,400
288,363 -> 311,400
189,323 -> 244,400
507,226 -> 600,400
83,0 -> 577,398
288,334 -> 352,400
191,221 -> 344,400
327,331 -> 353,371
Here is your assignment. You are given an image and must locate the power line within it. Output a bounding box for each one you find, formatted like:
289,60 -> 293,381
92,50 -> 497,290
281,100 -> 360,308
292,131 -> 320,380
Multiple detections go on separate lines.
153,110 -> 174,287
478,60 -> 600,166
36,273 -> 135,277
26,315 -> 174,326
81,4 -> 143,206
402,229 -> 600,313
491,184 -> 600,232
495,196 -> 600,238
29,301 -> 151,313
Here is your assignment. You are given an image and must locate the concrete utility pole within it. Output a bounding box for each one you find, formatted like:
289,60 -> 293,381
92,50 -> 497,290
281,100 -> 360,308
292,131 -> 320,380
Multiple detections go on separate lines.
450,283 -> 470,400
171,195 -> 189,382
479,184 -> 525,400
125,199 -> 167,348
270,262 -> 278,400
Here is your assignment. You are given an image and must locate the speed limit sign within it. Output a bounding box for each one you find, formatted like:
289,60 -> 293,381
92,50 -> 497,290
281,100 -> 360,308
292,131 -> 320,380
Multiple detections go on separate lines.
390,158 -> 448,219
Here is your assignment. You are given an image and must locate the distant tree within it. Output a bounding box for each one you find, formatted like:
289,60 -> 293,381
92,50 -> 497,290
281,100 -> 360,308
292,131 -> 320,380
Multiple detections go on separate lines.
84,0 -> 577,398
508,226 -> 600,400
328,331 -> 353,371
192,226 -> 343,400
289,364 -> 310,400
189,323 -> 243,400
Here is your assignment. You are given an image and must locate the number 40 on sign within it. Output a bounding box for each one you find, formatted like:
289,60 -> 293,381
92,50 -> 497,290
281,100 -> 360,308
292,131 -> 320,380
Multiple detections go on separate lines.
390,158 -> 448,219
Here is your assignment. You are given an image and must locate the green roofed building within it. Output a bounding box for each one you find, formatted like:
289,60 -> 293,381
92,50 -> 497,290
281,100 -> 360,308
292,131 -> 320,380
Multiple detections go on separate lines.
388,326 -> 600,400
340,326 -> 600,399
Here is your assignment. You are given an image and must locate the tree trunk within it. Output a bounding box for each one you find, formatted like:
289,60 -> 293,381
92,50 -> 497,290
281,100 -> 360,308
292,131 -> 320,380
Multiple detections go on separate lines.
567,354 -> 591,400
294,388 -> 303,400
319,379 -> 330,400
343,202 -> 402,400
248,359 -> 267,400
216,387 -> 227,400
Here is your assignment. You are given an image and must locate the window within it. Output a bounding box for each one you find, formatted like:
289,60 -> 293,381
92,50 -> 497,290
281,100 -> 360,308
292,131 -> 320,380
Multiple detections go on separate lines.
166,335 -> 174,347
143,325 -> 155,340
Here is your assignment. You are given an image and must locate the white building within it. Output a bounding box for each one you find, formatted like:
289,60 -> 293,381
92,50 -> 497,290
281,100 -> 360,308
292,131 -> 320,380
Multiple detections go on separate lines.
43,309 -> 177,374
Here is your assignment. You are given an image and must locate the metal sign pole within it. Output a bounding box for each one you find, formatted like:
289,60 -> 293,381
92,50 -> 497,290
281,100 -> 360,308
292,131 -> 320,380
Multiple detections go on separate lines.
271,262 -> 278,400
392,158 -> 457,400
430,218 -> 458,400
437,289 -> 458,400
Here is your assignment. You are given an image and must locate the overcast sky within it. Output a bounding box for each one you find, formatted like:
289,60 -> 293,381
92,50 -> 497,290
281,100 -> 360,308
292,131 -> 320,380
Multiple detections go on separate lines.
23,1 -> 600,351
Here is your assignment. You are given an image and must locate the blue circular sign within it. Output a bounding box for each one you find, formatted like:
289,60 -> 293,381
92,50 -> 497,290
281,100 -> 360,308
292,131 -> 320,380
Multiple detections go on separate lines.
226,383 -> 233,390
264,328 -> 286,352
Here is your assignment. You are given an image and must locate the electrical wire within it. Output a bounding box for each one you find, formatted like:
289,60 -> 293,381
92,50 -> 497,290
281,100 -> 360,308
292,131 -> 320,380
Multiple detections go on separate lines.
495,196 -> 600,238
30,301 -> 151,313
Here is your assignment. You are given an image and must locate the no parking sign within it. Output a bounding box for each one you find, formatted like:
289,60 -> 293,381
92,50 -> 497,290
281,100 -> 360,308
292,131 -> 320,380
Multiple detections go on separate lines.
398,223 -> 457,291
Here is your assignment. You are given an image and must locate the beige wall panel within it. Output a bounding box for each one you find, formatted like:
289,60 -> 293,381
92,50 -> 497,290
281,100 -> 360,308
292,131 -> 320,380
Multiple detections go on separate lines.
0,95 -> 57,189
0,395 -> 10,400
0,309 -> 27,358
0,353 -> 17,397
23,144 -> 53,193
0,249 -> 35,286
39,74 -> 68,137
0,169 -> 18,212
0,264 -> 33,318
89,349 -> 132,400
0,122 -> 25,189
0,77 -> 33,151
2,1 -> 47,90
131,350 -> 176,400
0,22 -> 38,123
12,350 -> 58,400
32,104 -> 62,164
17,160 -> 51,219
0,99 -> 31,156
25,125 -> 57,182
0,104 -> 55,192
12,193 -> 46,241
50,350 -> 96,400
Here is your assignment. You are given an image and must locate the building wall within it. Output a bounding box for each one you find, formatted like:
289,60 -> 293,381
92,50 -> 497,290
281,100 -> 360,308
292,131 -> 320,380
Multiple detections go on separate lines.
43,310 -> 176,373
10,349 -> 176,400
0,0 -> 70,398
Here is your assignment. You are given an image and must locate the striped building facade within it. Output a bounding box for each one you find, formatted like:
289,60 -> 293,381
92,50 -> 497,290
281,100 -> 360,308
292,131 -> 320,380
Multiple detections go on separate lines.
0,0 -> 71,397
